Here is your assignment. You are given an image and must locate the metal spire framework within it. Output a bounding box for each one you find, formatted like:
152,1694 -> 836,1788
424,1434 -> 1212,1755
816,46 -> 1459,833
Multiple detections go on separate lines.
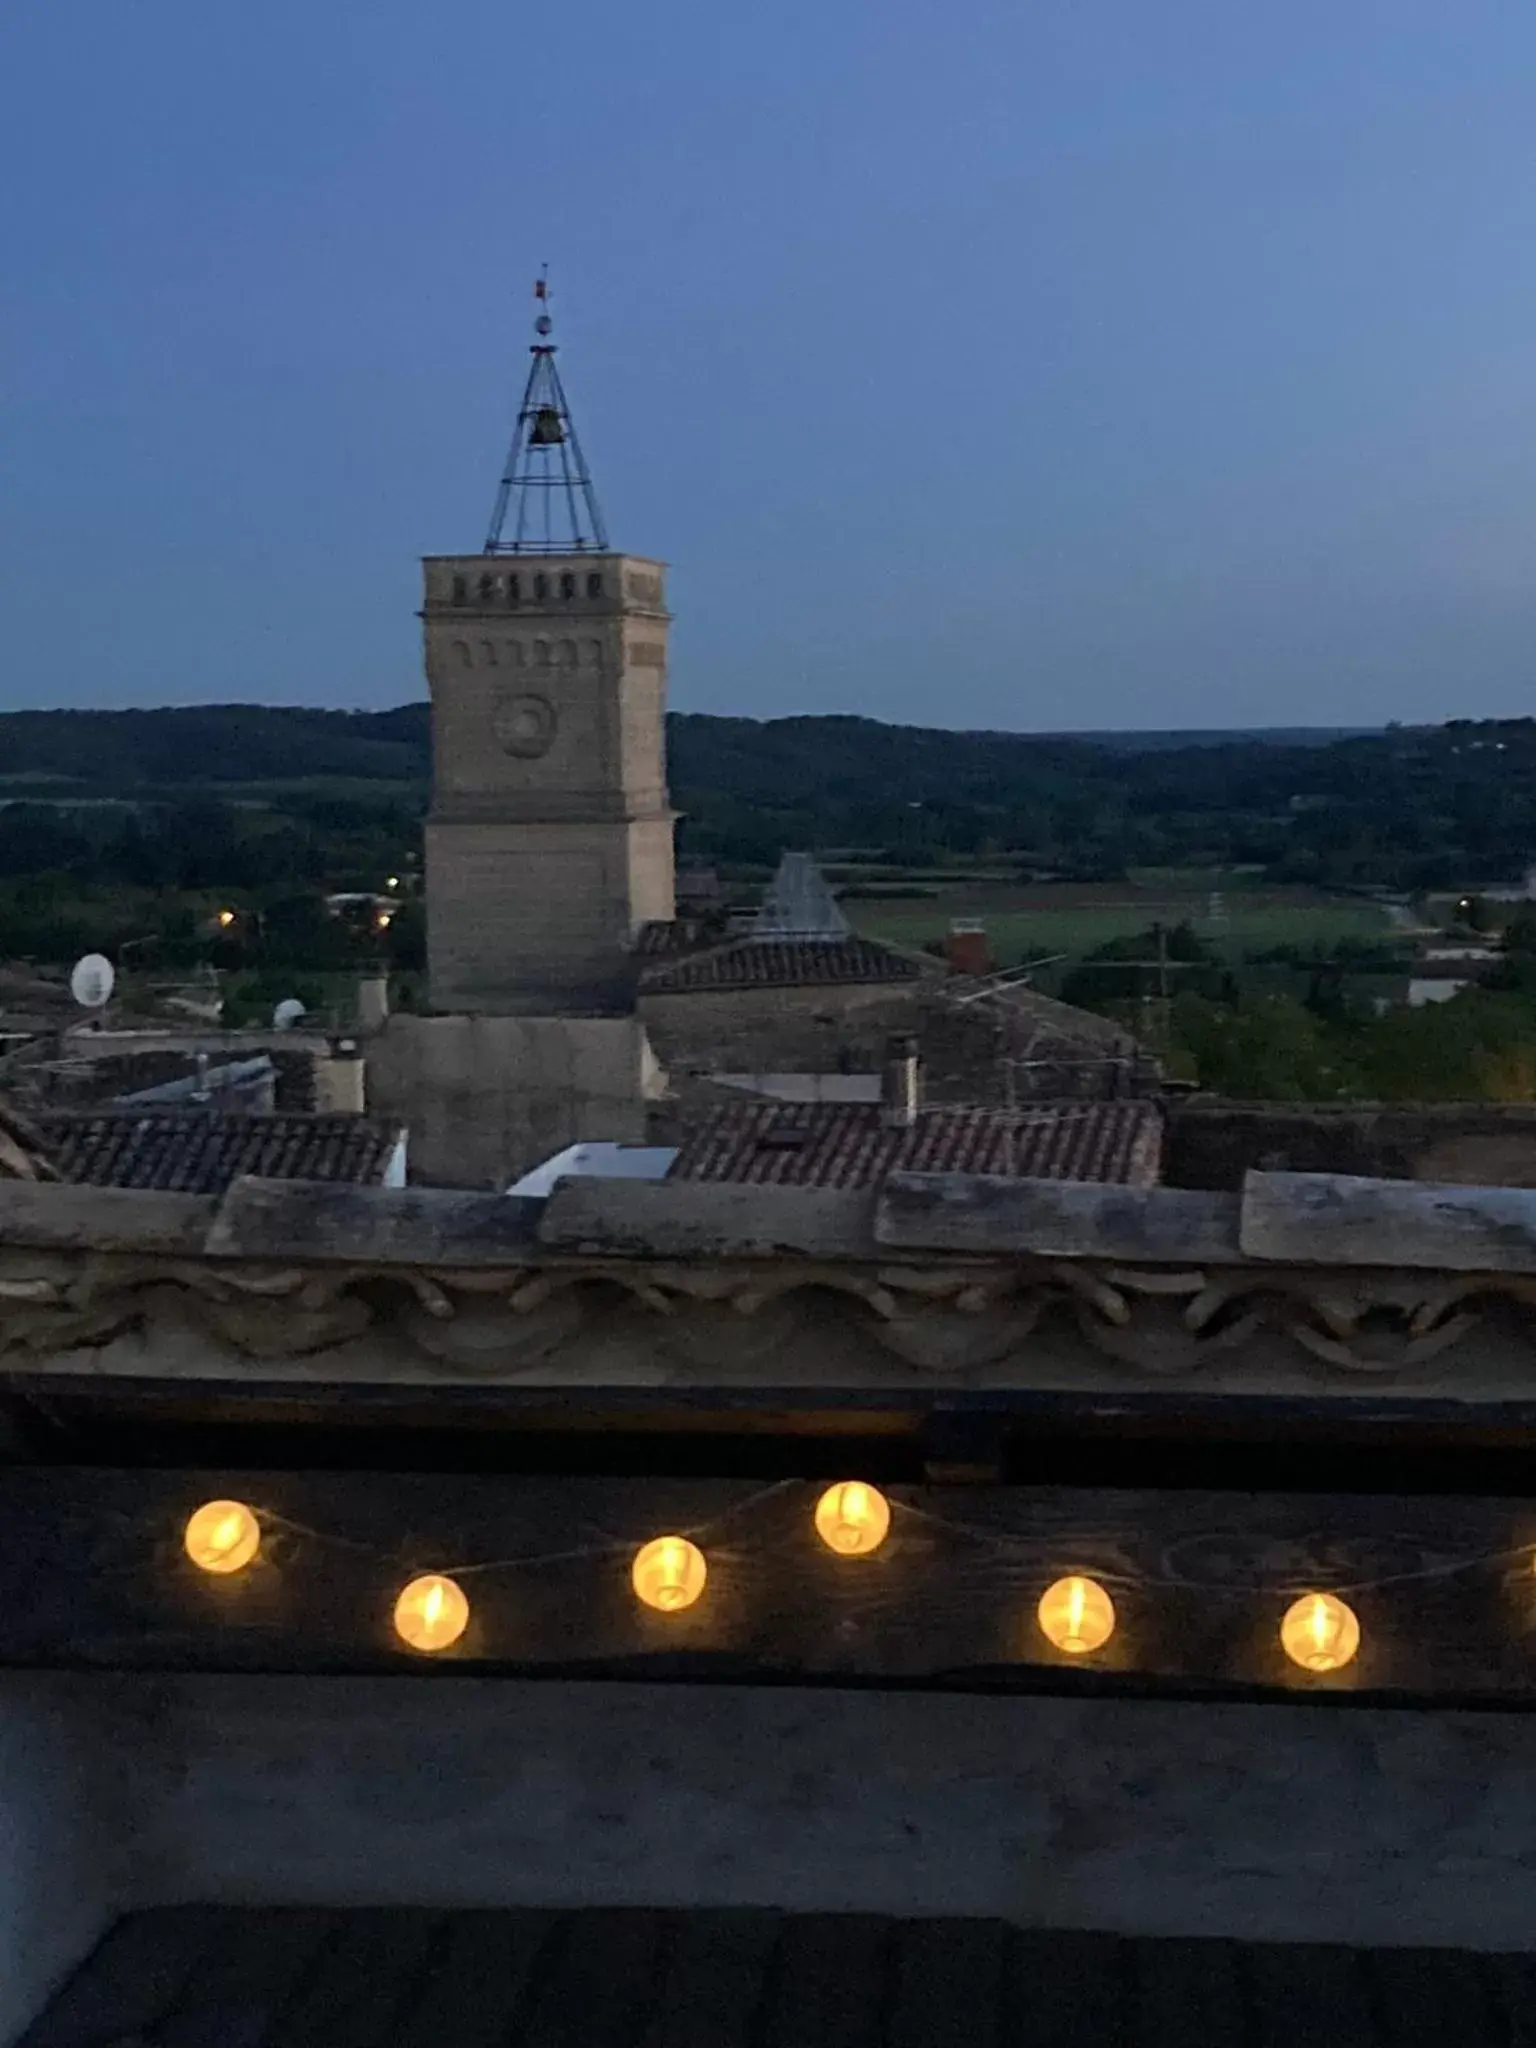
483,273 -> 610,556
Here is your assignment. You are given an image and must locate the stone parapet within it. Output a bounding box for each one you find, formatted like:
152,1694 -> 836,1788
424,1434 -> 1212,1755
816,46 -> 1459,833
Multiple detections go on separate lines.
1,1168 -> 1536,1396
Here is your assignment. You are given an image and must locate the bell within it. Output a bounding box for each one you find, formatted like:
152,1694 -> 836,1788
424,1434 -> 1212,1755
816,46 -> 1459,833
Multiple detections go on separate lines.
528,406 -> 564,446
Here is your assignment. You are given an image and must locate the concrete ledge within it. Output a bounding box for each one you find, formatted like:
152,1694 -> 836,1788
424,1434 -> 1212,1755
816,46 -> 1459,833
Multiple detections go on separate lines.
537,1177 -> 879,1259
878,1172 -> 1242,1262
0,1184 -> 215,1256
10,1165 -> 1536,1282
1241,1170 -> 1536,1272
203,1179 -> 544,1265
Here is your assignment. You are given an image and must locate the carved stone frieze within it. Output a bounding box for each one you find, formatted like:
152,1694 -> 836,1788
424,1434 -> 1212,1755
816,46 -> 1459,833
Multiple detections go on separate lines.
3,1242 -> 1536,1398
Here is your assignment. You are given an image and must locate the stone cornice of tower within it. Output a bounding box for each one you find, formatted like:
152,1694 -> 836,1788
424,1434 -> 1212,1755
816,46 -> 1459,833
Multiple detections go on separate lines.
419,553 -> 672,623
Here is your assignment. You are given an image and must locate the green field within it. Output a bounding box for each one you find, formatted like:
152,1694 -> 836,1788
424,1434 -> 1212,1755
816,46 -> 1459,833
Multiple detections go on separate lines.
845,881 -> 1393,966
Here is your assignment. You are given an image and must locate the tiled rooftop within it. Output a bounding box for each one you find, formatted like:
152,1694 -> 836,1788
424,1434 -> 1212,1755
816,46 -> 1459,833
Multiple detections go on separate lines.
632,916 -> 726,959
641,935 -> 926,994
38,1111 -> 402,1196
667,1098 -> 1163,1189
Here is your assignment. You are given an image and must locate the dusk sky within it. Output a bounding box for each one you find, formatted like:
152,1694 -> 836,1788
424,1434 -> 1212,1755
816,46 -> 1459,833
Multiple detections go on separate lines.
5,1 -> 1536,730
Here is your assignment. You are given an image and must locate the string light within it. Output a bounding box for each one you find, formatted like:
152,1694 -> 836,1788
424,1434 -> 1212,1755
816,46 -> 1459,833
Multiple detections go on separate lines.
184,1500 -> 261,1576
632,1536 -> 707,1612
1281,1592 -> 1360,1673
814,1481 -> 891,1556
1037,1574 -> 1116,1657
393,1573 -> 469,1653
156,1489 -> 1498,1685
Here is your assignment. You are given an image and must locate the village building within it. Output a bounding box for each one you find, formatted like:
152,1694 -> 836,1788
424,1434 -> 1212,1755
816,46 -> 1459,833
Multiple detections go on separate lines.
1406,945 -> 1501,1007
638,853 -> 1156,1133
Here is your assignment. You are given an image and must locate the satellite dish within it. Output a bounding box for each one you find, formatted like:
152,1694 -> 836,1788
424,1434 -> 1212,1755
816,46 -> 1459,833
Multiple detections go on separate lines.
272,997 -> 307,1030
70,954 -> 115,1010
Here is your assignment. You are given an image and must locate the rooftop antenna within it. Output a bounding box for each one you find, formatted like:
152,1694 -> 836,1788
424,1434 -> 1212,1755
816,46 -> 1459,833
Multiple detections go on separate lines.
946,954 -> 1067,1005
483,268 -> 610,556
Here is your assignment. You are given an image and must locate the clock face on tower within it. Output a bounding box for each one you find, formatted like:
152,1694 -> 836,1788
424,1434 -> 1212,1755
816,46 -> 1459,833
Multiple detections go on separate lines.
493,692 -> 558,759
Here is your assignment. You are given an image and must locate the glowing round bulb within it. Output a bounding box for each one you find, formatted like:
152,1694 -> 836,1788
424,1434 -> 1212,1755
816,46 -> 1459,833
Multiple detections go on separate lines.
184,1499 -> 261,1575
1036,1574 -> 1116,1657
631,1536 -> 707,1613
1280,1592 -> 1360,1674
814,1481 -> 891,1556
393,1573 -> 469,1654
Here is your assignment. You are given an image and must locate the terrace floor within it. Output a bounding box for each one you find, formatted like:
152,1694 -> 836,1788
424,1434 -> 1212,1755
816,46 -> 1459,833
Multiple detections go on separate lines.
21,1904 -> 1536,2045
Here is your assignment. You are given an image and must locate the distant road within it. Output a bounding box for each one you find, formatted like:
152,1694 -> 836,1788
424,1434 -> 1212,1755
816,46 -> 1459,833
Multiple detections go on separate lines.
1384,899 -> 1438,935
1055,727 -> 1384,752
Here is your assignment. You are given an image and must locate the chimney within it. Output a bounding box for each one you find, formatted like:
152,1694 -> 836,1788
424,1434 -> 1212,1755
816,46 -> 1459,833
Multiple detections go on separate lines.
356,973 -> 390,1033
944,920 -> 992,978
315,1035 -> 366,1116
190,1051 -> 211,1105
881,1033 -> 922,1129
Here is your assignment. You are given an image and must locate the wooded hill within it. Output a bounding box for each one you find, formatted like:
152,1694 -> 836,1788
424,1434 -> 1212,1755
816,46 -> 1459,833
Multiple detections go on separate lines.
0,704 -> 1534,888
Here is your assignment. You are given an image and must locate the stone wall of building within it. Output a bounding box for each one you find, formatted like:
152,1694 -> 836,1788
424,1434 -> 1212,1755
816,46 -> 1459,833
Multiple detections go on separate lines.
139,1679 -> 1536,1950
4,1668 -> 1536,2040
641,983 -> 919,1081
643,981 -> 1145,1123
424,819 -> 650,1016
1165,1100 -> 1536,1190
367,1012 -> 651,1187
0,1675 -> 142,2045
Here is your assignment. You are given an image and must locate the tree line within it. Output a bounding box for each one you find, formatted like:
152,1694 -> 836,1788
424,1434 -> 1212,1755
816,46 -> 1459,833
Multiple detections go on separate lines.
1065,918 -> 1536,1102
3,705 -> 1536,891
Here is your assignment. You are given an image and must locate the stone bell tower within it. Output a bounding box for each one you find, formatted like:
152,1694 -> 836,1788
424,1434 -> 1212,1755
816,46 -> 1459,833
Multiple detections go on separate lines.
423,280 -> 675,1015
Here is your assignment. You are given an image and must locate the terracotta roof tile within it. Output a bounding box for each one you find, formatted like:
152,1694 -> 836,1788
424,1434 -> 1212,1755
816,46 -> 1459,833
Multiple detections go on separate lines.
667,1098 -> 1162,1189
642,935 -> 926,994
38,1111 -> 402,1196
633,918 -> 725,960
